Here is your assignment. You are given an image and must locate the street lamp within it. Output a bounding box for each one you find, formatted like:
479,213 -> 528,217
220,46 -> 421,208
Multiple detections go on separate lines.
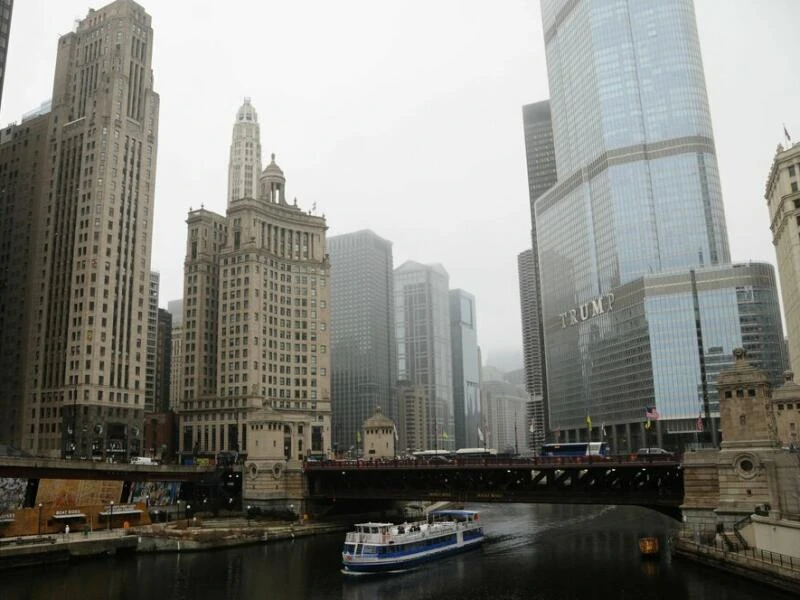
145,494 -> 150,509
37,503 -> 42,536
108,501 -> 114,531
186,504 -> 191,527
246,505 -> 251,527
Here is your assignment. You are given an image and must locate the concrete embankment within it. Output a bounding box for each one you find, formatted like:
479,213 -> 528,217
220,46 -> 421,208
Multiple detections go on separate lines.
0,518 -> 347,569
0,531 -> 138,570
135,519 -> 346,553
674,537 -> 800,595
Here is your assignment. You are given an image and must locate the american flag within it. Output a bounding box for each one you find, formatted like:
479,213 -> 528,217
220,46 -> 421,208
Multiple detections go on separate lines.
645,407 -> 660,420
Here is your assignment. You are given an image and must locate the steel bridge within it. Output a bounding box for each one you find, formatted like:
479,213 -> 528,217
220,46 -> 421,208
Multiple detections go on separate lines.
304,455 -> 684,518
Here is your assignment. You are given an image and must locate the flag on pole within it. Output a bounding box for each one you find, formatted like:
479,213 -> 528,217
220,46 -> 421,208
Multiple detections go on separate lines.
645,407 -> 660,420
696,415 -> 704,432
393,424 -> 398,441
785,124 -> 792,143
442,430 -> 449,440
645,419 -> 652,430
529,419 -> 535,434
601,423 -> 607,438
585,415 -> 592,429
356,431 -> 361,443
477,427 -> 484,443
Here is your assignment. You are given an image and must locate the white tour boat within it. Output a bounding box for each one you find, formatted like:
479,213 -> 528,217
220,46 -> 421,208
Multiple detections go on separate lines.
341,509 -> 484,575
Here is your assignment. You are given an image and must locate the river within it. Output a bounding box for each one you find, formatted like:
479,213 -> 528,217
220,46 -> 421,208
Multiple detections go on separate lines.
4,503 -> 792,599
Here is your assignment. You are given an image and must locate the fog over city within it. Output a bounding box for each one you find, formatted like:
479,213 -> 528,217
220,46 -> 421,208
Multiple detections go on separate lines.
4,0 -> 798,370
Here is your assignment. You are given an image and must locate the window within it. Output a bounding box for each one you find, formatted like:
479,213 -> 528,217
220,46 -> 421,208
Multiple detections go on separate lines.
790,165 -> 796,177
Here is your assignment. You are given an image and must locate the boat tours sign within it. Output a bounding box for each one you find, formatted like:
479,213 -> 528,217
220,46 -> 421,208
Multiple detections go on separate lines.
558,293 -> 615,329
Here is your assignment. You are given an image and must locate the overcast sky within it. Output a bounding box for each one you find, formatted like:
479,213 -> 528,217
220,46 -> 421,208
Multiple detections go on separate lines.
3,1 -> 799,370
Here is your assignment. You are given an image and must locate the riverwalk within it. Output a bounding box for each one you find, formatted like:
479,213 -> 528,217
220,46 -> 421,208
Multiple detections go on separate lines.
0,517 -> 347,570
674,534 -> 800,595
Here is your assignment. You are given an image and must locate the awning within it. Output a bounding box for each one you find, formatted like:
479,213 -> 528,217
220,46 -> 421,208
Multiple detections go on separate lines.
99,509 -> 142,516
53,513 -> 86,519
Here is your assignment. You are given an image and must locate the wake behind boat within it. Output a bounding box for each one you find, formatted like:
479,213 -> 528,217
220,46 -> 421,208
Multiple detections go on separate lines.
341,509 -> 484,576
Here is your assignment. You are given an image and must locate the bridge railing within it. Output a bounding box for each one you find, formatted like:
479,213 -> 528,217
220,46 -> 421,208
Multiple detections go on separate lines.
304,454 -> 681,471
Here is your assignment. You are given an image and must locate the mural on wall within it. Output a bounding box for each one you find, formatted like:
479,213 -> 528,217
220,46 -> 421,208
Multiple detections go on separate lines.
128,481 -> 180,506
0,478 -> 28,511
36,479 -> 124,509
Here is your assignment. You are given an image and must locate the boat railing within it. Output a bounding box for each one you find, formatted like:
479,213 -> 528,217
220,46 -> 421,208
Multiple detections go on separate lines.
344,520 -> 474,546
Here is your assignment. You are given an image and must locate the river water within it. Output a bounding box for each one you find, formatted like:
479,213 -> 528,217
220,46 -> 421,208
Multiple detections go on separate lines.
4,503 -> 792,600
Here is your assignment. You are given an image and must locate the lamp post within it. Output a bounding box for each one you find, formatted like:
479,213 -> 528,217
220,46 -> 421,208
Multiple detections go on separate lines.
37,503 -> 42,536
145,494 -> 150,509
108,501 -> 114,531
246,505 -> 251,527
186,504 -> 191,527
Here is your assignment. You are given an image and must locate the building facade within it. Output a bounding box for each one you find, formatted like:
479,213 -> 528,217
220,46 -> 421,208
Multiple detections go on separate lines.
480,376 -> 528,455
533,0 -> 767,449
155,307 -> 172,414
394,261 -> 453,451
328,229 -> 395,457
449,289 -> 481,449
0,0 -> 12,112
145,271 -> 159,413
765,141 -> 800,377
167,298 -> 183,411
179,99 -> 331,465
0,0 -> 158,459
520,101 -> 558,452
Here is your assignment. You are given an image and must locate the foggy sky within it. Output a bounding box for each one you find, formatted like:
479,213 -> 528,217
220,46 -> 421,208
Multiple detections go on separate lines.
3,0 -> 798,370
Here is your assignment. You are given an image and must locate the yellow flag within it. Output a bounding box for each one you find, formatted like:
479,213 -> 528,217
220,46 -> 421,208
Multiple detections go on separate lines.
586,415 -> 592,429
442,431 -> 449,440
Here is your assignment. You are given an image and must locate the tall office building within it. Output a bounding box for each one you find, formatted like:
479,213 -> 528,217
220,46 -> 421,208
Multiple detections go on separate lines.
449,289 -> 481,449
145,271 -> 160,413
0,0 -> 158,458
534,0 -> 783,449
155,307 -> 172,414
167,298 -> 183,411
328,230 -> 396,457
179,99 -> 331,461
520,101 -> 557,452
394,261 -> 453,451
0,0 -> 12,112
766,141 -> 800,376
480,374 -> 528,454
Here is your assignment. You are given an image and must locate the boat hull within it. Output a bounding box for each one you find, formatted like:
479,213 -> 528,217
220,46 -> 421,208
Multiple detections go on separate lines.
341,535 -> 484,575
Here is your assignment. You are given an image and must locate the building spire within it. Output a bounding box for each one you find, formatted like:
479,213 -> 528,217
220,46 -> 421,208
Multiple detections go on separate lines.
227,98 -> 262,205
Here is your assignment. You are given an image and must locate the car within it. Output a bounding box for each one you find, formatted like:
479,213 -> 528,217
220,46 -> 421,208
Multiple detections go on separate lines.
636,448 -> 672,456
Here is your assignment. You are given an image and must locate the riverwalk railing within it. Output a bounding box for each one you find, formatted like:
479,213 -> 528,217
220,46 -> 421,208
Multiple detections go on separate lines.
679,526 -> 800,575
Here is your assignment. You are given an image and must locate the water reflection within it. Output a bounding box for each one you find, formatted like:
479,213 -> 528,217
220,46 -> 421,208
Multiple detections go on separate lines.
3,503 -> 794,600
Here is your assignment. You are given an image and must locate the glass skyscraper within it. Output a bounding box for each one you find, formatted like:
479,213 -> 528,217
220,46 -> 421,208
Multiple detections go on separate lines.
449,289 -> 481,449
395,261 -> 454,451
533,0 -> 784,450
329,230 -> 396,457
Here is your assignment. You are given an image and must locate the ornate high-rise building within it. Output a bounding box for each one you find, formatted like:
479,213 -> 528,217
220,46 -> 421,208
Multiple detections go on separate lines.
0,0 -> 13,112
765,141 -> 800,377
227,98 -> 262,205
179,99 -> 331,467
328,229 -> 395,457
0,0 -> 158,459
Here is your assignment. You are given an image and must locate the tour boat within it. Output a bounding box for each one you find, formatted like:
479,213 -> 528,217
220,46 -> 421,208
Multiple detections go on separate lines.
341,509 -> 484,575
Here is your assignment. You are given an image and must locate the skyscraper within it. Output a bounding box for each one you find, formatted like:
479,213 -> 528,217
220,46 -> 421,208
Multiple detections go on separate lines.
180,99 -> 331,463
167,298 -> 183,411
765,141 -> 800,377
145,271 -> 160,413
328,229 -> 396,457
520,101 -> 557,452
155,307 -> 172,414
533,0 -> 783,449
0,0 -> 159,458
0,0 -> 12,112
394,261 -> 453,451
449,289 -> 481,449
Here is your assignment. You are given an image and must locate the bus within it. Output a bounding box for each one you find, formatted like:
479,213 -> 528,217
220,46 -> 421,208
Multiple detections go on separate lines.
540,442 -> 609,457
454,448 -> 497,459
411,450 -> 453,463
